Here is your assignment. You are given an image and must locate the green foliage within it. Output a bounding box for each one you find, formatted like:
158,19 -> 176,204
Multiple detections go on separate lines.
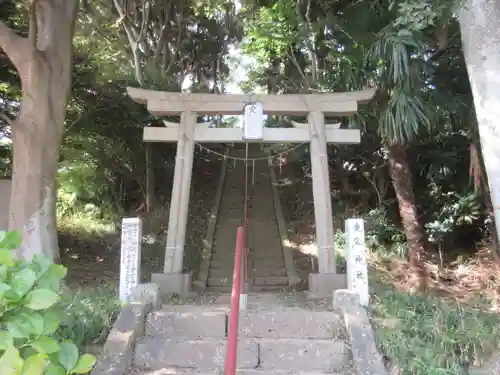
426,186 -> 482,244
0,232 -> 96,375
371,281 -> 500,374
56,285 -> 120,349
366,207 -> 408,257
390,0 -> 462,31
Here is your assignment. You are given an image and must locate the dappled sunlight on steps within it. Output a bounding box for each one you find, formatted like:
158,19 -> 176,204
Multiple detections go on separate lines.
125,299 -> 354,375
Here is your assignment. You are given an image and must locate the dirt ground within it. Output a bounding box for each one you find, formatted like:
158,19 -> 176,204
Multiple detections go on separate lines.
59,150 -> 222,288
57,147 -> 319,290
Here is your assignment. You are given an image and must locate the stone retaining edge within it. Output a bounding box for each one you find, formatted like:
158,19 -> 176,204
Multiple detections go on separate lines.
193,147 -> 229,290
333,289 -> 388,375
268,158 -> 301,287
91,283 -> 160,375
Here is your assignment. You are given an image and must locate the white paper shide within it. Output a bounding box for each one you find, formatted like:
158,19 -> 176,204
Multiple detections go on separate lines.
119,217 -> 142,303
345,218 -> 369,306
243,102 -> 264,140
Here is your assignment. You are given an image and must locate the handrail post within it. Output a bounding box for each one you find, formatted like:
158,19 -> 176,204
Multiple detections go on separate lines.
225,147 -> 250,375
240,224 -> 248,311
224,227 -> 245,375
241,176 -> 249,311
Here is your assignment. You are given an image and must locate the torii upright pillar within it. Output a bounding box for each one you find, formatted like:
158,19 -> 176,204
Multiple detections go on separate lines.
308,111 -> 340,294
150,111 -> 196,294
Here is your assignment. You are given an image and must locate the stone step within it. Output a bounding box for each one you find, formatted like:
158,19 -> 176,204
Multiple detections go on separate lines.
239,310 -> 344,339
134,338 -> 349,372
209,259 -> 235,266
251,256 -> 284,263
205,285 -> 233,293
251,253 -> 284,260
208,263 -> 233,270
250,247 -> 282,253
252,260 -> 286,268
127,367 -> 352,374
209,264 -> 287,274
218,212 -> 243,216
254,276 -> 288,286
258,339 -> 349,371
210,260 -> 235,269
252,267 -> 287,277
210,253 -> 236,260
251,259 -> 284,265
222,206 -> 243,211
251,250 -> 283,255
250,285 -> 289,292
211,251 -> 237,258
249,226 -> 280,232
214,221 -> 240,228
249,214 -> 277,218
145,308 -> 226,338
212,242 -> 239,250
208,268 -> 233,278
207,276 -> 232,286
216,214 -> 242,220
134,338 -> 258,370
205,284 -> 288,293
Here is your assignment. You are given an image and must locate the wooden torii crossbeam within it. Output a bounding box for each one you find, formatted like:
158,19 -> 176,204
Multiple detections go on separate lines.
127,86 -> 375,295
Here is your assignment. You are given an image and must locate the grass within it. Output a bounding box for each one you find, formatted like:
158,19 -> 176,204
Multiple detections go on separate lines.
371,281 -> 500,374
56,283 -> 121,350
55,208 -> 500,373
58,214 -> 117,239
367,246 -> 500,375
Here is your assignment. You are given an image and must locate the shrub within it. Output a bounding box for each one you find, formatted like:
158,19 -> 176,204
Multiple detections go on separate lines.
0,231 -> 96,374
57,284 -> 120,349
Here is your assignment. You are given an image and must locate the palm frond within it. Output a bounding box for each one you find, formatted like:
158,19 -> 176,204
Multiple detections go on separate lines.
379,88 -> 431,143
367,27 -> 428,86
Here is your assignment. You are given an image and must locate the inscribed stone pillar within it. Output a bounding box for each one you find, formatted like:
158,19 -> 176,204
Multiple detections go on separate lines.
119,217 -> 142,303
345,218 -> 369,306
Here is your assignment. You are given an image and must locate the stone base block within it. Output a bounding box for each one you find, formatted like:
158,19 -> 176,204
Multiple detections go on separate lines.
130,283 -> 161,310
151,272 -> 192,296
332,289 -> 361,310
308,273 -> 347,297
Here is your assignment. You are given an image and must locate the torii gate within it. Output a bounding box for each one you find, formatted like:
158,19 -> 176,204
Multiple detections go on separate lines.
127,87 -> 375,295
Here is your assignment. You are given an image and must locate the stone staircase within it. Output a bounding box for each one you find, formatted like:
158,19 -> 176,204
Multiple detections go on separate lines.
207,147 -> 246,290
207,145 -> 288,291
126,294 -> 354,375
247,148 -> 288,290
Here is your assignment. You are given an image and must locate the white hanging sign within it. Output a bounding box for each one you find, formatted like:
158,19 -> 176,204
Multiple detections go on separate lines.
119,217 -> 142,303
345,218 -> 369,306
243,102 -> 264,140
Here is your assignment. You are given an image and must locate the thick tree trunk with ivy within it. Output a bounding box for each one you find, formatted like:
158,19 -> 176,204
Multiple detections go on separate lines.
387,142 -> 428,289
0,0 -> 79,261
459,0 -> 500,248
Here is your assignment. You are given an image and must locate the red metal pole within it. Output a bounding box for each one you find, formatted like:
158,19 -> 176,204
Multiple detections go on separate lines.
224,226 -> 245,375
243,156 -> 249,285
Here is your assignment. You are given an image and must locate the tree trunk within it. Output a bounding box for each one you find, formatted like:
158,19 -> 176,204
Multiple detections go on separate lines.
0,0 -> 79,261
387,142 -> 428,290
459,0 -> 500,249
